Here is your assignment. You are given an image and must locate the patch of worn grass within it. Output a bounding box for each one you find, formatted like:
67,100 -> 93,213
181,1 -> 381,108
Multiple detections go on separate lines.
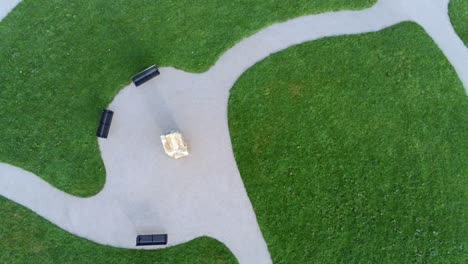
449,0 -> 468,46
229,22 -> 467,263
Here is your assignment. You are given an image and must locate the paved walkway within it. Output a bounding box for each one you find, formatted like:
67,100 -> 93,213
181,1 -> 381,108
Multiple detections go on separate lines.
0,0 -> 21,21
0,0 -> 467,263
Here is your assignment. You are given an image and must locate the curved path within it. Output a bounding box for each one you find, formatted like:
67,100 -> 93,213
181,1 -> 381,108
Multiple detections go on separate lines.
0,0 -> 21,21
0,0 -> 467,263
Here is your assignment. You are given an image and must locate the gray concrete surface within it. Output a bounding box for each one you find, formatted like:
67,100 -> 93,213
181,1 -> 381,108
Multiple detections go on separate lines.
0,0 -> 21,21
0,0 -> 467,263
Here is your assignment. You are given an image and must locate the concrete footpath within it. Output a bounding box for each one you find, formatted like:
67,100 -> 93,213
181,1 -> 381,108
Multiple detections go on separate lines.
0,0 -> 466,263
0,0 -> 21,21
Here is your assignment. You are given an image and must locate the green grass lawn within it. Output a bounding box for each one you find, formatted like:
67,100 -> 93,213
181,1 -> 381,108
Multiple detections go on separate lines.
0,0 -> 375,197
0,199 -> 236,264
449,0 -> 468,46
228,22 -> 468,263
0,0 -> 377,263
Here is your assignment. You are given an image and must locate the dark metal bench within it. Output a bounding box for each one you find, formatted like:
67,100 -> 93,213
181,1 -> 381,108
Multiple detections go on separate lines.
132,65 -> 160,86
136,234 -> 168,246
96,109 -> 114,138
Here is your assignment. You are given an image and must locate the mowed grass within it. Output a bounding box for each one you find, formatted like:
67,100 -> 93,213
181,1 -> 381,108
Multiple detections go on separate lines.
229,22 -> 468,263
449,0 -> 468,46
0,0 -> 377,263
0,0 -> 375,197
0,198 -> 236,264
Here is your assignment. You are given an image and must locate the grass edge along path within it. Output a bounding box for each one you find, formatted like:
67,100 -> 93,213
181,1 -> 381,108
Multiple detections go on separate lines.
0,1 -> 375,263
0,197 -> 237,264
0,0 -> 376,198
228,22 -> 467,263
449,0 -> 468,46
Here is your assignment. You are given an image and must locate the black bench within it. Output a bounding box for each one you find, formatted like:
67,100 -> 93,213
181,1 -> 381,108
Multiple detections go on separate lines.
136,234 -> 168,246
96,109 -> 114,138
132,65 -> 160,86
